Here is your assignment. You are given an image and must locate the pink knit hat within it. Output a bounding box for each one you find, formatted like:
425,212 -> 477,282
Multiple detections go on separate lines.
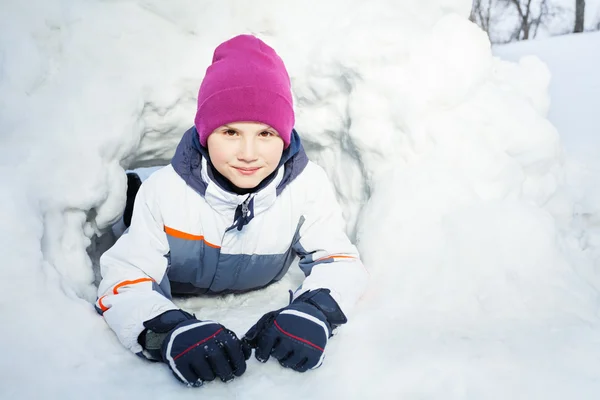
195,35 -> 295,149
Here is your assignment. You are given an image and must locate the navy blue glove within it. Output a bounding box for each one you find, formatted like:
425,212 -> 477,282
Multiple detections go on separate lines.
243,289 -> 347,372
141,310 -> 250,387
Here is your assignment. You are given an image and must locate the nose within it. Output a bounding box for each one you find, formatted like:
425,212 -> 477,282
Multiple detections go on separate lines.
237,136 -> 258,162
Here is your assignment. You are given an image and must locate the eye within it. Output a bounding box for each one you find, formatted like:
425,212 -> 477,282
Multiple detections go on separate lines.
224,129 -> 238,136
259,131 -> 275,137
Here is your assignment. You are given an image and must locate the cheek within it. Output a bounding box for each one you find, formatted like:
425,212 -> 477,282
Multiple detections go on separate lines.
207,139 -> 234,168
209,148 -> 228,166
263,141 -> 284,166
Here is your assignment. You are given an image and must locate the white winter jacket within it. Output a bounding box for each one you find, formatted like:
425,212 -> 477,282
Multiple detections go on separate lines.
96,128 -> 368,355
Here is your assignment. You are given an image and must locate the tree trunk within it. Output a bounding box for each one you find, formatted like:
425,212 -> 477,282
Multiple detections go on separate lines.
575,0 -> 586,32
522,0 -> 532,39
522,21 -> 530,39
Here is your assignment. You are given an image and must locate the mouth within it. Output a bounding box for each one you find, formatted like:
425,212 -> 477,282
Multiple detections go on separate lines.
233,166 -> 261,176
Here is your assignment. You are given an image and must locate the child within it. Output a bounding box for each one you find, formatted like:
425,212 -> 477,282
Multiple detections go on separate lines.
96,34 -> 368,387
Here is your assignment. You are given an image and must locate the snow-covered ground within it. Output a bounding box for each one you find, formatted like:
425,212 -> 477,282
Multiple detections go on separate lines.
1,0 -> 599,399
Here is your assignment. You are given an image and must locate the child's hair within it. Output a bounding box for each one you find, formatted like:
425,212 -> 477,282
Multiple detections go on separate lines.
195,35 -> 295,149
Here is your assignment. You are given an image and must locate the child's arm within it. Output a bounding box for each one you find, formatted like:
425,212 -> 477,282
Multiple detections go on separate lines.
96,172 -> 178,356
242,166 -> 368,370
292,164 -> 369,317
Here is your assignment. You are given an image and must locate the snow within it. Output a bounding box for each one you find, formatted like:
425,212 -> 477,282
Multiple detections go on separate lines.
494,32 -> 600,281
494,31 -> 600,159
1,0 -> 599,399
591,1 -> 600,28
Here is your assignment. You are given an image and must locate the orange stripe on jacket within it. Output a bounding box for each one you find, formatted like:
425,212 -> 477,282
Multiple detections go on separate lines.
315,254 -> 369,277
97,295 -> 109,312
163,225 -> 221,249
316,254 -> 357,262
112,278 -> 155,295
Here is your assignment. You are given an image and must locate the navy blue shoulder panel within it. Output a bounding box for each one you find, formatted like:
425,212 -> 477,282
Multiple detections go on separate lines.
276,129 -> 309,195
171,127 -> 308,197
170,127 -> 208,196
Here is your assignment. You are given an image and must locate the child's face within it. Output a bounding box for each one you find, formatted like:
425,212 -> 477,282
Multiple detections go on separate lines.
207,122 -> 285,189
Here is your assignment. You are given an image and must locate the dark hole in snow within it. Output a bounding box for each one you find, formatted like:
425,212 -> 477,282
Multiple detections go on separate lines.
87,167 -> 163,287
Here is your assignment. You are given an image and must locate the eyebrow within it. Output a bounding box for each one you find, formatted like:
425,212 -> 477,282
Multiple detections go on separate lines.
222,124 -> 275,132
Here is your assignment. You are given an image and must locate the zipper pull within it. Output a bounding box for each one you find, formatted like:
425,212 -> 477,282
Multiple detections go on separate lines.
226,194 -> 254,233
241,194 -> 252,217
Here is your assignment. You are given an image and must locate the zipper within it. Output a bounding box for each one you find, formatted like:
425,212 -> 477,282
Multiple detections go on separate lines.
208,194 -> 253,291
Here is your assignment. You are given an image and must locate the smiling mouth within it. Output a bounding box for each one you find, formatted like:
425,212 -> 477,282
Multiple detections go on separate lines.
234,167 -> 260,171
233,166 -> 261,175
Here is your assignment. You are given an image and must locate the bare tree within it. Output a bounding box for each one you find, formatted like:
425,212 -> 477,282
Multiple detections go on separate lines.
470,0 -> 514,42
470,0 -> 494,34
574,0 -> 585,32
501,0 -> 550,40
470,0 -> 587,42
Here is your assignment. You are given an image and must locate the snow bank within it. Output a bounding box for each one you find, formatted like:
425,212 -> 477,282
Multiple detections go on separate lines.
494,31 -> 600,159
1,0 -> 600,398
495,32 -> 600,297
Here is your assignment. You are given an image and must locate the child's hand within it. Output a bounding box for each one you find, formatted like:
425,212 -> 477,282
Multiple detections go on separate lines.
143,310 -> 251,387
242,289 -> 347,372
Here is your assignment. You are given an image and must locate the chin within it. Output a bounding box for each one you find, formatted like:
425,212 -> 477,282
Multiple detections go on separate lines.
229,177 -> 262,189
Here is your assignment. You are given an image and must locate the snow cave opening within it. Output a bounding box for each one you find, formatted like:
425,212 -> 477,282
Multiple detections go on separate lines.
85,129 -> 371,290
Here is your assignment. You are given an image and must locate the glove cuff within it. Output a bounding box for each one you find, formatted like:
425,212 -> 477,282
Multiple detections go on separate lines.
293,289 -> 348,331
139,309 -> 196,361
